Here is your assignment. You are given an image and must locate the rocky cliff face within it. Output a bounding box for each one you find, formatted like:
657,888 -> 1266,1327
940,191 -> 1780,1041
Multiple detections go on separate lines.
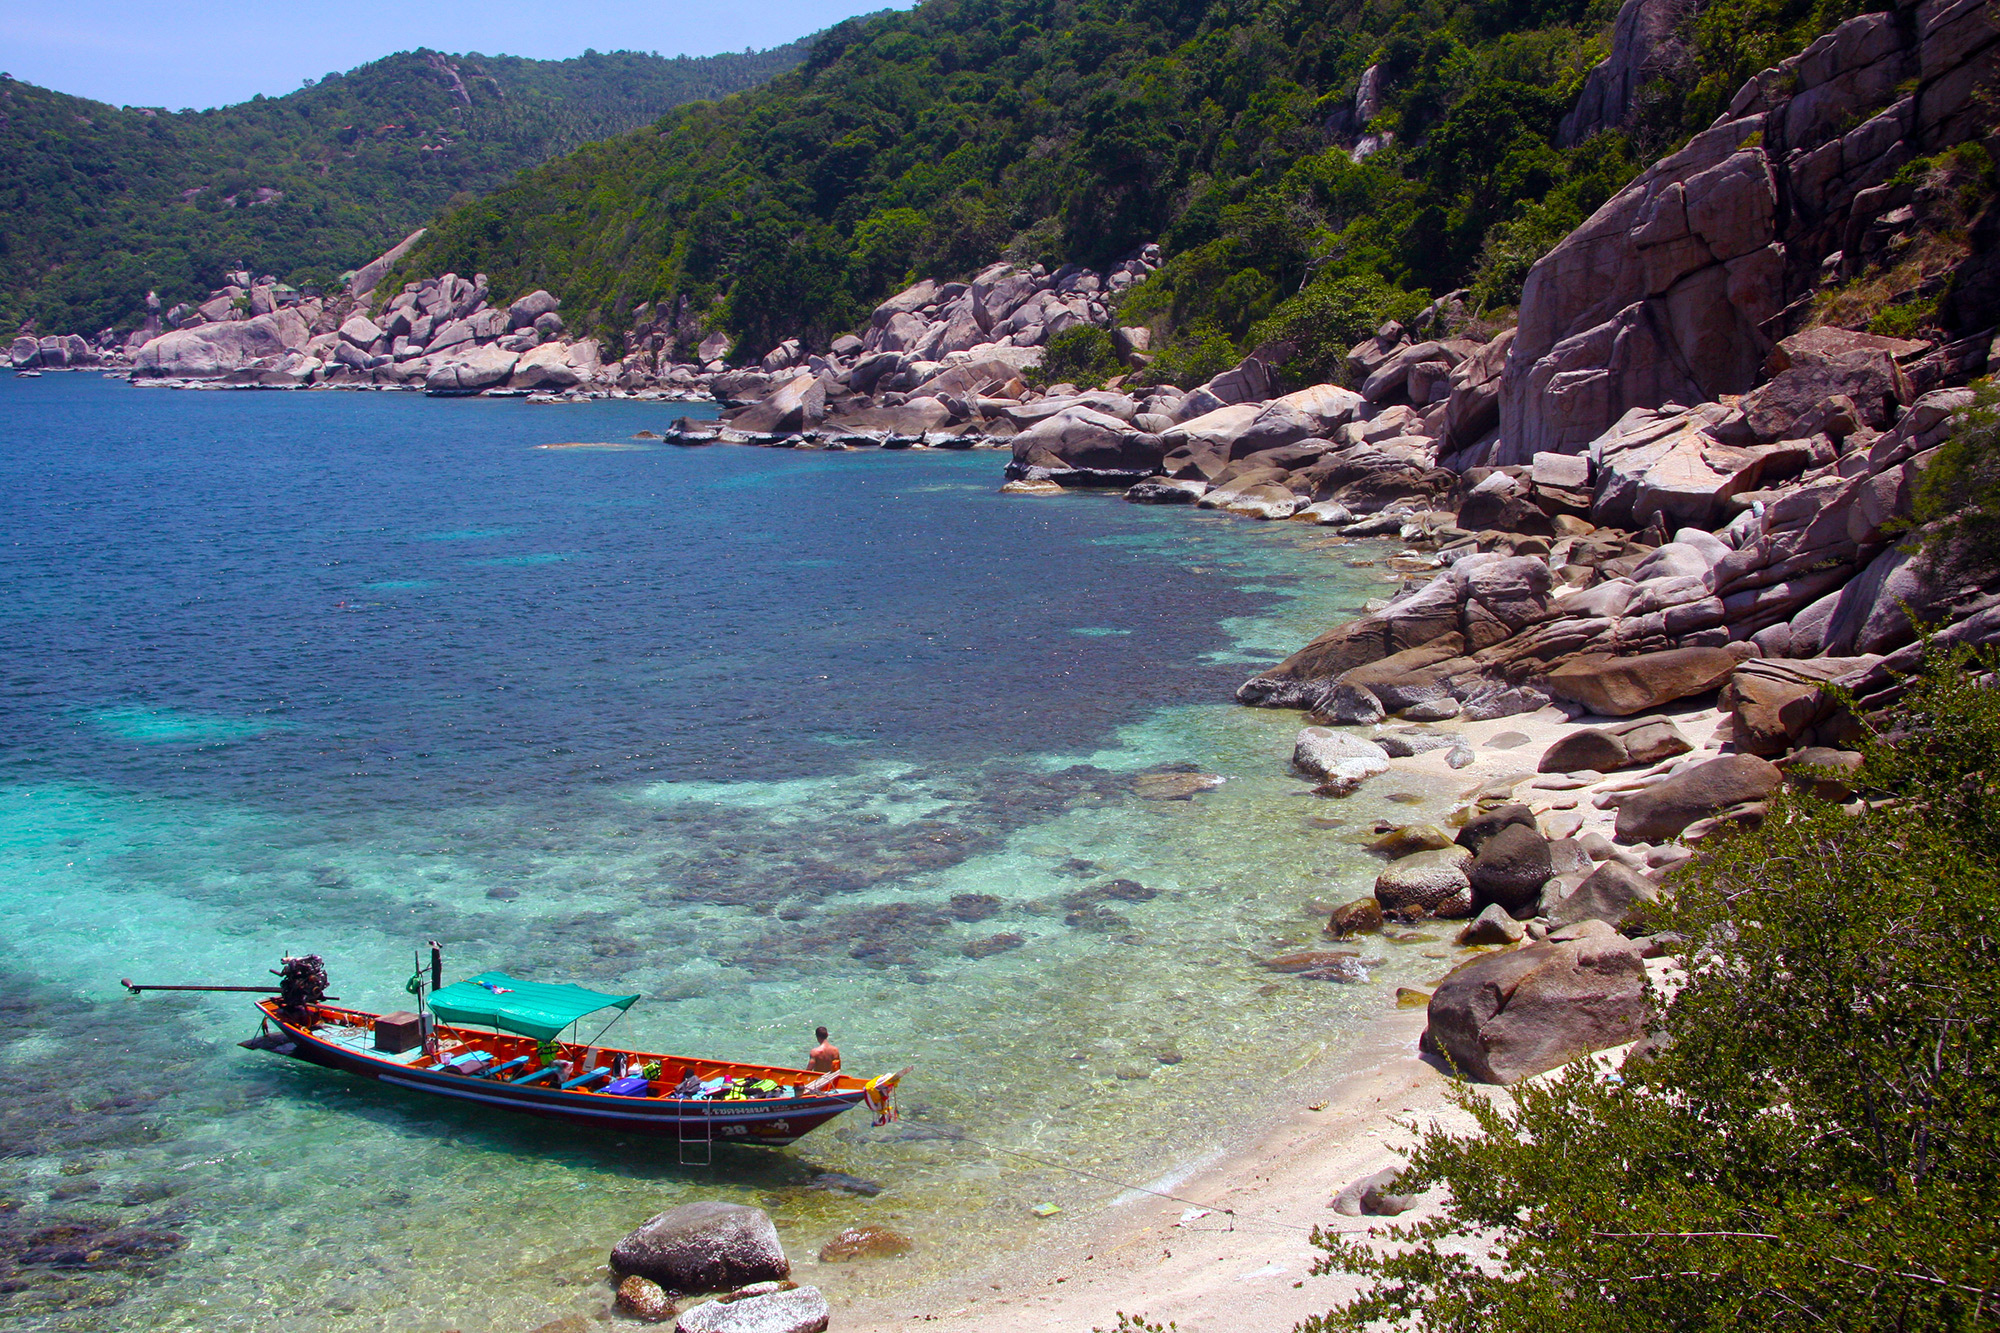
1498,0 -> 1996,463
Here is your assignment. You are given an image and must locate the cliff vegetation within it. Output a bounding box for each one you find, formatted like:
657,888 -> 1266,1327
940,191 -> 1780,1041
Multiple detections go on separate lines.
0,41 -> 818,335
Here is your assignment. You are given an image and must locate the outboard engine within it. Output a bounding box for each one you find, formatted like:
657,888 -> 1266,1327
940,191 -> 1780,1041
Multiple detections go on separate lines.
275,954 -> 329,1020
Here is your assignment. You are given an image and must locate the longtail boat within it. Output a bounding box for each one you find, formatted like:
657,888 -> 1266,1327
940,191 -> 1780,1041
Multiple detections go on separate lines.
130,953 -> 906,1151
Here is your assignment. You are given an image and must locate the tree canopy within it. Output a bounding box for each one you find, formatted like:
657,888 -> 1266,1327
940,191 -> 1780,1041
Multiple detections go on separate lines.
0,41 -> 817,335
395,0 -> 1871,370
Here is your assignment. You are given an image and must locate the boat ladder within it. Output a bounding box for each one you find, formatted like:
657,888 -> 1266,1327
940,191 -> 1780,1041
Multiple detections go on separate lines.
678,1109 -> 712,1166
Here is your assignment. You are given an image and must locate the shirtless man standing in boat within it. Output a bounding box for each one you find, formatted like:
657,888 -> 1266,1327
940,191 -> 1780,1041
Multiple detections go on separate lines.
807,1026 -> 841,1072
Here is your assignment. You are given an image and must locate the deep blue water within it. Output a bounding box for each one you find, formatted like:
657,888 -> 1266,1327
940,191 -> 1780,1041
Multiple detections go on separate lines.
3,377 -> 1265,805
0,374 -> 1434,1331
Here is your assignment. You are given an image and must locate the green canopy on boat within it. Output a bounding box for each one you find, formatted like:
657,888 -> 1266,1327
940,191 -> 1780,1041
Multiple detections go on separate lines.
427,972 -> 641,1042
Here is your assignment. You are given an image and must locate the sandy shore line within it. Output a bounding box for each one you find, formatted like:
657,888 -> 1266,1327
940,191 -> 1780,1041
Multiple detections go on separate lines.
826,693 -> 1726,1332
830,1002 -> 1468,1333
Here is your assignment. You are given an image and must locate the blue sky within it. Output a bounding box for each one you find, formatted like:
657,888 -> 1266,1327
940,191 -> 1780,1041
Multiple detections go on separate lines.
0,1 -> 907,110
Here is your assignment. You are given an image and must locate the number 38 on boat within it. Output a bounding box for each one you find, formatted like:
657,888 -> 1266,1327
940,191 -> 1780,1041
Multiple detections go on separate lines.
126,948 -> 908,1151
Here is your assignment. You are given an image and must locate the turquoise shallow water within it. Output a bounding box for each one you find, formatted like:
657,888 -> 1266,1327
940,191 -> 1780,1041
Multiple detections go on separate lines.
0,375 -> 1460,1330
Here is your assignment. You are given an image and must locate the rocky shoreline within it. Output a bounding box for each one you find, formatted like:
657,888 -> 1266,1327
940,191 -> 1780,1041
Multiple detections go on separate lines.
671,0 -> 2000,1095
7,1 -> 1995,1325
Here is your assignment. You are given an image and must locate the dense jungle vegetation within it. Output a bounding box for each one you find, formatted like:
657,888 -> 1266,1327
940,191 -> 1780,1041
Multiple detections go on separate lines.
398,0 -> 1871,377
0,41 -> 817,334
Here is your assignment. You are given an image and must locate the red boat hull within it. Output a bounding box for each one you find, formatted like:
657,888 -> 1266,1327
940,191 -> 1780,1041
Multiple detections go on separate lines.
249,1002 -> 875,1147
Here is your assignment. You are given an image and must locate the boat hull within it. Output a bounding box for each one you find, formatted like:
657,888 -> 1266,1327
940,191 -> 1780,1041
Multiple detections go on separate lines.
250,1009 -> 871,1147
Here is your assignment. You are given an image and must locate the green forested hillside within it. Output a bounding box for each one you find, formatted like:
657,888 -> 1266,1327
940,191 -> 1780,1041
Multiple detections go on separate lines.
398,0 -> 1866,373
0,42 -> 817,334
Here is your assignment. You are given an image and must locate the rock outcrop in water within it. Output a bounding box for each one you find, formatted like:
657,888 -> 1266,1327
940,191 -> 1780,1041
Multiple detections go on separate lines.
611,1202 -> 790,1294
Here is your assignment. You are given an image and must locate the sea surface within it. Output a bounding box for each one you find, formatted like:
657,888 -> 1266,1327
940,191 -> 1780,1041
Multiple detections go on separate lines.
0,373 -> 1459,1330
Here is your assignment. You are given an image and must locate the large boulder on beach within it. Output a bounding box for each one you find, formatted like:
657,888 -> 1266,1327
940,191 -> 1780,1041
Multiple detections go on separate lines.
1292,727 -> 1391,793
1543,647 -> 1743,716
1009,408 -> 1163,482
133,307 -> 312,377
676,1286 -> 830,1333
1548,860 -> 1661,932
1375,847 -> 1475,919
1467,823 -> 1554,913
731,372 -> 826,435
1538,727 -> 1628,774
1537,716 -> 1691,773
612,1203 -> 790,1294
425,344 -> 518,395
508,341 -> 585,390
1424,931 -> 1652,1083
1454,803 -> 1538,854
1614,754 -> 1783,842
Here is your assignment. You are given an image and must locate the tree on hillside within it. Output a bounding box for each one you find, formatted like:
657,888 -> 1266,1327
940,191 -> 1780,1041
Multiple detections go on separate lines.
1303,643 -> 2000,1330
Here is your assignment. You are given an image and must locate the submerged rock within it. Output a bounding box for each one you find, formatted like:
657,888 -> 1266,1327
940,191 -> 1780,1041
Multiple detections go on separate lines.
1132,770 -> 1225,800
612,1202 -> 789,1294
818,1224 -> 913,1262
676,1285 -> 829,1333
961,932 -> 1024,959
618,1275 -> 677,1322
1325,896 -> 1385,938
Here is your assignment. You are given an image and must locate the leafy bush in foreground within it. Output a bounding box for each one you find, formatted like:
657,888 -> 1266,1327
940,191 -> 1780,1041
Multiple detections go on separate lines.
1305,644 -> 2000,1331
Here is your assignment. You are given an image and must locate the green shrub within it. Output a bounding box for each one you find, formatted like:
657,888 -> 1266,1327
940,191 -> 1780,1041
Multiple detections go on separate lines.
1305,642 -> 2000,1331
1911,381 -> 2000,580
1250,274 -> 1431,388
1866,296 -> 1937,338
1029,325 -> 1124,390
1134,325 -> 1242,390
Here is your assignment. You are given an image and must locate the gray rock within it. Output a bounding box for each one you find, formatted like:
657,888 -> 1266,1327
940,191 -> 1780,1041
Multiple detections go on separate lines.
1544,647 -> 1745,716
1124,479 -> 1203,505
1558,0 -> 1685,145
508,342 -> 584,390
1332,1167 -> 1417,1217
1455,803 -> 1538,854
1374,728 -> 1462,758
613,1202 -> 790,1294
1446,741 -> 1475,769
133,308 -> 314,377
1318,682 -> 1386,726
424,344 -> 518,395
1292,727 -> 1391,787
1401,697 -> 1462,721
1375,847 -> 1475,919
338,314 -> 382,347
1538,728 -> 1629,774
507,289 -> 560,330
675,1286 -> 829,1333
426,318 -> 476,354
1610,716 -> 1694,765
347,228 -> 427,299
731,372 -> 826,435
